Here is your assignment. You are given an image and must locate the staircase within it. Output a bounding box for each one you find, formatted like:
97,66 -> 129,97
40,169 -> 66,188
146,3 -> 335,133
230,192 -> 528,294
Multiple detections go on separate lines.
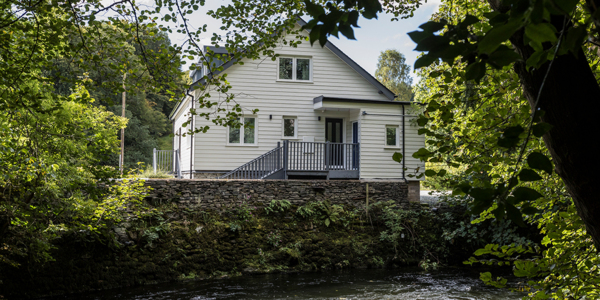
217,143 -> 285,180
217,141 -> 360,180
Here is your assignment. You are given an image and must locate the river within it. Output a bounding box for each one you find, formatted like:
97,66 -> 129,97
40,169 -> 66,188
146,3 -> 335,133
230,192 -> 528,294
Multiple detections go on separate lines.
45,267 -> 525,300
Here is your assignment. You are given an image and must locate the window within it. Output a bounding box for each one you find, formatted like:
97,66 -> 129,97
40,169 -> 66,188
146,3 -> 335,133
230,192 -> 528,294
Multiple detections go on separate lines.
385,125 -> 399,147
278,57 -> 311,81
283,116 -> 297,138
228,117 -> 256,145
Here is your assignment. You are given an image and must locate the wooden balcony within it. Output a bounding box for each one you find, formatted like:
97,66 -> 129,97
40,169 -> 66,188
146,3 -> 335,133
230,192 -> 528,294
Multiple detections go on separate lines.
218,141 -> 360,180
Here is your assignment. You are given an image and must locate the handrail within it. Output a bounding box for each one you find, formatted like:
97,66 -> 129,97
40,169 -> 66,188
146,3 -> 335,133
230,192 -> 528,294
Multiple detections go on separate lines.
217,144 -> 284,179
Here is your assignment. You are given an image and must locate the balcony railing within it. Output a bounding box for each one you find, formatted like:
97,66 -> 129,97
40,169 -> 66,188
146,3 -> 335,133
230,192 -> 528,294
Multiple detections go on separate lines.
218,141 -> 359,180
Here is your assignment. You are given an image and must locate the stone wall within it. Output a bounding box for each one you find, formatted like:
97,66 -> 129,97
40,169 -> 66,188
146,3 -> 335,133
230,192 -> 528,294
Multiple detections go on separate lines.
407,181 -> 420,203
144,179 -> 409,210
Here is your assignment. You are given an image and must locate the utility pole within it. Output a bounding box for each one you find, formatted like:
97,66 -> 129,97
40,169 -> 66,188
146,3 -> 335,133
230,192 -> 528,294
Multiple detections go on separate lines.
120,73 -> 126,176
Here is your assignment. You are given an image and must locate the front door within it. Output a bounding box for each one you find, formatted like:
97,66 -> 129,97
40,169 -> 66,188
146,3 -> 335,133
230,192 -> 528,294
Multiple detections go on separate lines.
325,118 -> 344,168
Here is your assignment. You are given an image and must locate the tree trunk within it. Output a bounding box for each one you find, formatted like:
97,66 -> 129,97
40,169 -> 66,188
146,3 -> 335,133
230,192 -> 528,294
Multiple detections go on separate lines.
508,14 -> 600,249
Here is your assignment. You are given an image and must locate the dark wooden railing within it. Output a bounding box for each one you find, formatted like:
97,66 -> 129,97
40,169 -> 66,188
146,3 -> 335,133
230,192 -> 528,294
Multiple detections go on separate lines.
218,141 -> 359,180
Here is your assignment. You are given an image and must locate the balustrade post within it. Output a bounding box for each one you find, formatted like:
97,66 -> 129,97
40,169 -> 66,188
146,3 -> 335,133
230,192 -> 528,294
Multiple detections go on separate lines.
283,140 -> 289,178
325,142 -> 330,171
153,148 -> 157,173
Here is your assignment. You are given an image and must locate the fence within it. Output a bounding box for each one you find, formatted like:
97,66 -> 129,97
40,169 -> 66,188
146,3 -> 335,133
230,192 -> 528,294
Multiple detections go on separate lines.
152,149 -> 182,178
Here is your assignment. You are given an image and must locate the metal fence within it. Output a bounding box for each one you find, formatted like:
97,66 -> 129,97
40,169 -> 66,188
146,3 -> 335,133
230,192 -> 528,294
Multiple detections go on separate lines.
152,148 -> 182,178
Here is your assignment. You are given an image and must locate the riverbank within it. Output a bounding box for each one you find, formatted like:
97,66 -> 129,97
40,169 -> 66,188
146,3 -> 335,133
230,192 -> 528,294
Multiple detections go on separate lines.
0,199 -> 484,299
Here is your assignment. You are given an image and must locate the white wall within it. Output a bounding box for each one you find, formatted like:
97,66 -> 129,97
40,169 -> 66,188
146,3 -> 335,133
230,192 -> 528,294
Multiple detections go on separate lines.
170,26 -> 425,179
183,28 -> 389,172
320,101 -> 425,180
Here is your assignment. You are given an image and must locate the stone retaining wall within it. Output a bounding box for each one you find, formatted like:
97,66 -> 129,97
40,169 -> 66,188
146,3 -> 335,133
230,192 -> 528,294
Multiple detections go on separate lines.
144,179 -> 409,210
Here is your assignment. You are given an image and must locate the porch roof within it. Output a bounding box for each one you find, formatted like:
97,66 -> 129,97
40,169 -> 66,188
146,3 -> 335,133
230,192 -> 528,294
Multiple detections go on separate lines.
313,96 -> 412,111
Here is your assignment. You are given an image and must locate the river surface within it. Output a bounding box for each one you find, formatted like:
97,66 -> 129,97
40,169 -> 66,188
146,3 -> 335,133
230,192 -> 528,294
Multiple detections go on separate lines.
47,268 -> 525,300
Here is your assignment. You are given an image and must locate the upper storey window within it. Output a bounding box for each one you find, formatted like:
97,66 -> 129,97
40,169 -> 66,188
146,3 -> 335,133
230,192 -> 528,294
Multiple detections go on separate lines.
278,57 -> 311,81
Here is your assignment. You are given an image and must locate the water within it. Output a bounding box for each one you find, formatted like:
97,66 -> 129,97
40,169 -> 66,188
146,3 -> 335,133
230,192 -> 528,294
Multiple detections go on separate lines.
48,268 -> 524,300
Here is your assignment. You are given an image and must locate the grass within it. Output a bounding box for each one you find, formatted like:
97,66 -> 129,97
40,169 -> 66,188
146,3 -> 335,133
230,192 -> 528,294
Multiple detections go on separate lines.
138,167 -> 174,179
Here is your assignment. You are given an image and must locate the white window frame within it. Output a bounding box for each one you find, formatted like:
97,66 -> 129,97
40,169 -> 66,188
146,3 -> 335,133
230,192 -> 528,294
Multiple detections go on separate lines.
227,116 -> 258,146
276,56 -> 313,82
282,116 -> 298,139
384,125 -> 400,148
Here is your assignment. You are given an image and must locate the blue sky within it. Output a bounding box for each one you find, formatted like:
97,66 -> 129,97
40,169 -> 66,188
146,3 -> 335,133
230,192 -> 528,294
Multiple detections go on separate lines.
167,0 -> 440,83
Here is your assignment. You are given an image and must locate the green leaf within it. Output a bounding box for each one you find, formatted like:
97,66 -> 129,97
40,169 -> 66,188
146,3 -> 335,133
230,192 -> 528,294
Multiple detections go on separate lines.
532,122 -> 553,137
425,169 -> 436,176
412,148 -> 433,161
338,24 -> 355,40
465,62 -> 486,82
526,49 -> 548,70
418,21 -> 446,32
518,169 -> 542,181
304,0 -> 325,17
506,203 -> 526,227
513,187 -> 544,202
415,35 -> 450,52
407,30 -> 431,44
527,152 -> 553,174
437,169 -> 447,176
478,20 -> 522,54
521,205 -> 538,215
497,125 -> 524,148
552,0 -> 579,13
392,152 -> 403,163
416,115 -> 429,126
493,202 -> 506,219
324,218 -> 330,227
563,26 -> 587,55
487,47 -> 521,68
524,23 -> 557,44
469,187 -> 495,202
461,15 -> 479,27
414,55 -> 437,69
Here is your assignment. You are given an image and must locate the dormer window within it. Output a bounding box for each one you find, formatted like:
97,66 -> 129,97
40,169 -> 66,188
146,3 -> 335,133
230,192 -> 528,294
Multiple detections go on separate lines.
278,57 -> 311,81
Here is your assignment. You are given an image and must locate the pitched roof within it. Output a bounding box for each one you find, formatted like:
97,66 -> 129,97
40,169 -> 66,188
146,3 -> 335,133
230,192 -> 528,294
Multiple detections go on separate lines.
170,19 -> 396,119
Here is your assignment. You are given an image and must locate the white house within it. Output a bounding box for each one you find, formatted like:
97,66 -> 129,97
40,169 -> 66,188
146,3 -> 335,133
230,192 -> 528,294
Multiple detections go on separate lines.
169,20 -> 425,185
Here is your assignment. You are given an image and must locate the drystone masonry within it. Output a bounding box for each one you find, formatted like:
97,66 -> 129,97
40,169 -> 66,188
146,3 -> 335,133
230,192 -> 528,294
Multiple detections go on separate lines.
144,179 -> 409,210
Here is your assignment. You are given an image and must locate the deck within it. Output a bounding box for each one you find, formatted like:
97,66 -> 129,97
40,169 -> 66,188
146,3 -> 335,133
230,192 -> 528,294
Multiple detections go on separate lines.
218,141 -> 360,180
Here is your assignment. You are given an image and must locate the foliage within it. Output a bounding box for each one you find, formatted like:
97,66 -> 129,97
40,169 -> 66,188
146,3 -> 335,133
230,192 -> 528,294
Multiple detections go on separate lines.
302,0 -> 600,297
375,49 -> 414,102
138,167 -> 175,179
264,200 -> 292,215
266,231 -> 283,247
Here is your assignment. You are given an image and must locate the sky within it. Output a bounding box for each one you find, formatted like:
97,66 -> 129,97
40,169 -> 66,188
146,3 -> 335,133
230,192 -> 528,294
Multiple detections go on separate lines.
164,0 -> 441,83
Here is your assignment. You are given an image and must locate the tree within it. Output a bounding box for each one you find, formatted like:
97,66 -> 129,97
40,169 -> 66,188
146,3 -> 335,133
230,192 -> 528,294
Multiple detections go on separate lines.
300,0 -> 600,253
0,0 -> 316,266
375,49 -> 413,101
299,0 -> 600,297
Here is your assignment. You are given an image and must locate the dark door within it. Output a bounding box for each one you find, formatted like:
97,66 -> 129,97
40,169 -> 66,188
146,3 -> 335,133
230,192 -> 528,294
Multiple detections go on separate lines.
352,122 -> 358,169
326,118 -> 344,168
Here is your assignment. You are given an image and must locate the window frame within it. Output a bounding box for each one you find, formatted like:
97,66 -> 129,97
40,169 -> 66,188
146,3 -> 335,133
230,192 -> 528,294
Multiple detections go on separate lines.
227,116 -> 258,146
282,116 -> 298,139
276,56 -> 313,82
384,125 -> 400,148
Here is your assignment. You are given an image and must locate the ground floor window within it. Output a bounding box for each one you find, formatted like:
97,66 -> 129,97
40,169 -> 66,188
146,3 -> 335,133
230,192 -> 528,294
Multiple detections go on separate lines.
229,117 -> 256,145
283,116 -> 297,138
385,125 -> 399,147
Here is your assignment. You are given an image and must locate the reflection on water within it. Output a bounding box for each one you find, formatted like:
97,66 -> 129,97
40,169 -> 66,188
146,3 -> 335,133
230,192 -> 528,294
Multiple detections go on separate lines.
47,268 -> 524,300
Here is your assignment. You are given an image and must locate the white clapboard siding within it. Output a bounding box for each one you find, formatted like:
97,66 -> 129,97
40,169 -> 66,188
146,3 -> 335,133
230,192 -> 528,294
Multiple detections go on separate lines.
319,101 -> 425,179
172,96 -> 193,173
171,26 -> 425,179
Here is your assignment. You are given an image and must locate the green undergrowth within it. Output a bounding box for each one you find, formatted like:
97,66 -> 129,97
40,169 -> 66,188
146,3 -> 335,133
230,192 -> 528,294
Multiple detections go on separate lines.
0,199 -> 537,298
